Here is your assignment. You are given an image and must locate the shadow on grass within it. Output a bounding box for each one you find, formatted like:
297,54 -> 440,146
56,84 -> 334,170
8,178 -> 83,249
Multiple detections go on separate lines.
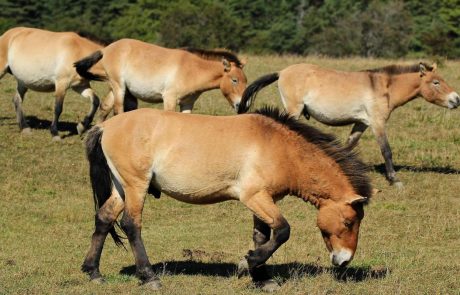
374,163 -> 460,175
0,116 -> 14,121
25,116 -> 79,138
120,260 -> 389,283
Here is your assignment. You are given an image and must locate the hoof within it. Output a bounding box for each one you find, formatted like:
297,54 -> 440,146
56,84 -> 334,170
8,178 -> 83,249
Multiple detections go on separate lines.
237,258 -> 249,278
255,279 -> 281,292
21,127 -> 32,135
142,278 -> 162,290
76,122 -> 86,135
52,135 -> 62,142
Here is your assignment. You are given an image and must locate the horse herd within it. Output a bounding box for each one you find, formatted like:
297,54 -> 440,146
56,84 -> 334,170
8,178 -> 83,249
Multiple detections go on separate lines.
1,27 -> 459,292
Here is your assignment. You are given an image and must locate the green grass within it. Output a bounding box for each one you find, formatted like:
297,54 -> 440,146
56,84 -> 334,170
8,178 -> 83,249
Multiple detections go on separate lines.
0,56 -> 459,294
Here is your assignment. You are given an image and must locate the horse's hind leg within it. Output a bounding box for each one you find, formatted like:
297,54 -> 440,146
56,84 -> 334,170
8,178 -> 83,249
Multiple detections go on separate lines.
82,190 -> 124,282
97,91 -> 114,123
241,191 -> 290,291
72,84 -> 100,135
120,185 -> 161,289
346,122 -> 368,148
12,83 -> 30,133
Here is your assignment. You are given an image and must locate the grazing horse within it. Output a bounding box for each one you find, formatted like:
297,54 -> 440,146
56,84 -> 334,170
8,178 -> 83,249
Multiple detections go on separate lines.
238,63 -> 460,186
0,27 -> 104,140
74,39 -> 247,121
82,107 -> 372,291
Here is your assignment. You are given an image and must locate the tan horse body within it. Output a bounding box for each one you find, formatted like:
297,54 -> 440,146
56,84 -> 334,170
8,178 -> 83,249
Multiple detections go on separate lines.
74,39 -> 247,121
83,107 -> 372,290
0,27 -> 104,139
238,63 -> 460,186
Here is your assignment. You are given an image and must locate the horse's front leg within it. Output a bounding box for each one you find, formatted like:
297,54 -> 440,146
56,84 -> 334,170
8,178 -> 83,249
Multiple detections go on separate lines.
50,82 -> 68,141
120,185 -> 161,290
162,92 -> 178,112
241,191 -> 290,291
179,94 -> 200,113
238,215 -> 271,278
372,125 -> 403,187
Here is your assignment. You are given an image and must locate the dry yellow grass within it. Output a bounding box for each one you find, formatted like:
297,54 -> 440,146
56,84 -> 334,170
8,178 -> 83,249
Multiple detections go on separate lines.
0,56 -> 459,294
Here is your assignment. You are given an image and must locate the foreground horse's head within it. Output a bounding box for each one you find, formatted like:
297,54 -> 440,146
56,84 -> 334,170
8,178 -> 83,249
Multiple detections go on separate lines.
220,57 -> 247,111
418,63 -> 460,109
317,195 -> 368,267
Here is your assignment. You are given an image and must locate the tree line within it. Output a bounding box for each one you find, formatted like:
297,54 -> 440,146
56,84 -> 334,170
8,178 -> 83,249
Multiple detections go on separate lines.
0,0 -> 459,58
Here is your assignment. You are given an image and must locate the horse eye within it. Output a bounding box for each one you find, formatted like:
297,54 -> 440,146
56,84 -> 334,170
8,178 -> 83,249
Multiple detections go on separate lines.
231,77 -> 238,85
344,220 -> 353,228
433,80 -> 440,86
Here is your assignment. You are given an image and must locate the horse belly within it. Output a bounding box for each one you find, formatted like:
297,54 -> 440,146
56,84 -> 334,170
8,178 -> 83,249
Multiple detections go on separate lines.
126,79 -> 165,103
151,163 -> 239,205
8,57 -> 56,92
304,95 -> 370,126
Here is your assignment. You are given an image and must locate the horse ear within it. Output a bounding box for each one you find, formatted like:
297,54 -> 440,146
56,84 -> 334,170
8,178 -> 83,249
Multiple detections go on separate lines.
222,58 -> 231,72
419,62 -> 427,77
431,63 -> 437,72
347,195 -> 368,205
240,57 -> 247,68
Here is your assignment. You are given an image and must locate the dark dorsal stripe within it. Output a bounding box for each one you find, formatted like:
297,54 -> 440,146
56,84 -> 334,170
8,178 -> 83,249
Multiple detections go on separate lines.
182,47 -> 243,68
254,107 -> 372,201
364,62 -> 433,75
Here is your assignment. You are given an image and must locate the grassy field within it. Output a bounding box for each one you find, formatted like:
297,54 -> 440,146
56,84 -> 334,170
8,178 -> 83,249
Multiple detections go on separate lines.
0,56 -> 459,295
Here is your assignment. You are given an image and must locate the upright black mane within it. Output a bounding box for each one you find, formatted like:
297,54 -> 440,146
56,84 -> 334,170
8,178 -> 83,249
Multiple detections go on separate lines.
254,107 -> 372,200
364,62 -> 432,75
182,47 -> 243,68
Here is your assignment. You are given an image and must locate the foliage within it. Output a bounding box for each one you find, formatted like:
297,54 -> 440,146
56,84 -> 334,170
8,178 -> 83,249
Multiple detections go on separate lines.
0,0 -> 459,58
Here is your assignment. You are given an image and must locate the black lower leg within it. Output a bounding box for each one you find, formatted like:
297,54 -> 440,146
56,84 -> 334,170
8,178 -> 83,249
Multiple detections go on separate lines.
50,100 -> 63,137
247,222 -> 290,282
82,95 -> 100,129
253,216 -> 271,248
120,214 -> 156,282
81,214 -> 113,279
378,135 -> 399,184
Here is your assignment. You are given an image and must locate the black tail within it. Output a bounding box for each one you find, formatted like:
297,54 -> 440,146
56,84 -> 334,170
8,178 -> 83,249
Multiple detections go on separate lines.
74,51 -> 104,81
85,126 -> 125,247
237,72 -> 279,114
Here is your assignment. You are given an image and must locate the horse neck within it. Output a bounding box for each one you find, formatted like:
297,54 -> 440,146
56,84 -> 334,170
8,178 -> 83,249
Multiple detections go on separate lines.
288,145 -> 355,207
388,72 -> 422,110
184,58 -> 224,93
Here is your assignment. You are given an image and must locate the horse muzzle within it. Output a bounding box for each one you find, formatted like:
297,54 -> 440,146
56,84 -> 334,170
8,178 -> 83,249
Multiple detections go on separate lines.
447,92 -> 460,109
330,249 -> 353,267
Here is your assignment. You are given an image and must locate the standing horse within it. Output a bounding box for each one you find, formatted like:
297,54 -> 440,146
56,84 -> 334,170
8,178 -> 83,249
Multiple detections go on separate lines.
238,63 -> 460,186
74,39 -> 247,121
0,27 -> 104,140
82,107 -> 372,291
